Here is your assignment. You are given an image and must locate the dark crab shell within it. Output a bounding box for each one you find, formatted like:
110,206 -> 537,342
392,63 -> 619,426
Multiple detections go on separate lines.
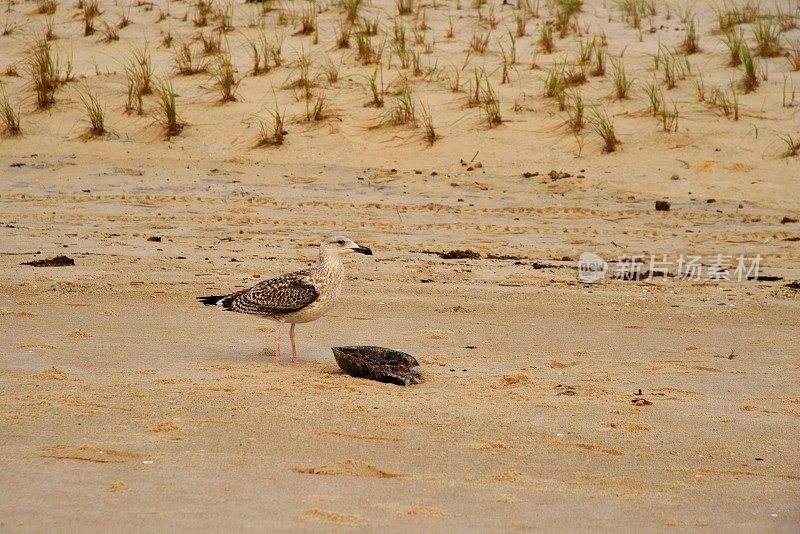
332,346 -> 422,386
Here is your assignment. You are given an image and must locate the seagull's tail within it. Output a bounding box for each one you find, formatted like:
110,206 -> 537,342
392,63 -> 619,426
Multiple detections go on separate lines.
197,294 -> 233,309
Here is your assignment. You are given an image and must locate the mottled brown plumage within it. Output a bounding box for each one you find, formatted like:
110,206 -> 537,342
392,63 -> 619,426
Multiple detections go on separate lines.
198,236 -> 373,364
214,271 -> 320,317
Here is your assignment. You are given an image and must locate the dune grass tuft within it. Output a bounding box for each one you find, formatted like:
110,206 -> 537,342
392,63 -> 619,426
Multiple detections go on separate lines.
714,0 -> 759,32
123,47 -> 153,114
355,32 -> 383,65
682,19 -> 699,54
175,42 -> 207,75
335,19 -> 352,49
100,21 -> 119,42
753,18 -> 781,57
153,80 -> 184,137
469,31 -> 490,53
255,104 -> 286,147
366,67 -> 384,107
386,83 -> 416,126
643,79 -> 662,115
587,108 -> 619,152
37,0 -> 58,15
722,29 -> 744,66
343,0 -> 361,22
304,95 -> 329,122
709,85 -> 739,120
539,24 -> 554,53
211,53 -> 239,102
740,46 -> 759,92
83,0 -> 100,36
567,91 -> 584,132
786,39 -> 800,71
43,16 -> 57,41
25,37 -> 63,109
610,58 -> 634,99
660,100 -> 678,132
0,93 -> 21,136
78,88 -> 105,137
321,56 -> 341,85
778,133 -> 800,157
420,101 -> 436,144
591,45 -> 606,75
298,5 -> 316,35
396,0 -> 414,16
480,77 -> 502,127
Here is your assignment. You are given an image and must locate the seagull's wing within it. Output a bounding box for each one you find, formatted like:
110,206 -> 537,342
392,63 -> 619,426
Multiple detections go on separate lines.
223,271 -> 319,316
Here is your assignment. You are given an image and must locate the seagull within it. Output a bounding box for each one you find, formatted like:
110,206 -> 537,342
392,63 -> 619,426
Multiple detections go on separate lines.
198,236 -> 373,364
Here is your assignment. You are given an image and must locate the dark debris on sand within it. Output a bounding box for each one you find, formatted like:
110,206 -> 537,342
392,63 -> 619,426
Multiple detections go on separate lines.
21,255 -> 75,267
438,250 -> 481,260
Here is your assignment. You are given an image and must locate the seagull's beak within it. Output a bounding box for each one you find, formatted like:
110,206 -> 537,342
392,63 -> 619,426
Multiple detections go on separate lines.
352,245 -> 373,255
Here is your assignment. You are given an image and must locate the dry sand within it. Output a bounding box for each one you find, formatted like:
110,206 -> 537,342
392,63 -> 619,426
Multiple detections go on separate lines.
1,0 -> 800,531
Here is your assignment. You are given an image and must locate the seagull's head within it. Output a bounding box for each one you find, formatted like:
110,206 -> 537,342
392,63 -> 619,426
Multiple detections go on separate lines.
321,235 -> 373,256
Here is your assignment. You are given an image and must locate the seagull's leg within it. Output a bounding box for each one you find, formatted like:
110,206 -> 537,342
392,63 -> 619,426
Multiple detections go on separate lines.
274,324 -> 282,365
289,323 -> 299,363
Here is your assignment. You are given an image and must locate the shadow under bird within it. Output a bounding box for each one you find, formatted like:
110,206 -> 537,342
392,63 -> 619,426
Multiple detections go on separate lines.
198,235 -> 373,364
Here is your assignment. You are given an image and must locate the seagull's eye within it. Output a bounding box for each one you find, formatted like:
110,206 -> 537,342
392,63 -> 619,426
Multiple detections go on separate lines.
337,239 -> 345,245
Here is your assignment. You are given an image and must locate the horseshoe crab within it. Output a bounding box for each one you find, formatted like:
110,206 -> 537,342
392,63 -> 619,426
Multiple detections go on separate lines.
331,346 -> 422,386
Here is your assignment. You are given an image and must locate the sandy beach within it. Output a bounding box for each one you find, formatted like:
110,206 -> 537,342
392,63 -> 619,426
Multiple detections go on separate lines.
1,0 -> 799,530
